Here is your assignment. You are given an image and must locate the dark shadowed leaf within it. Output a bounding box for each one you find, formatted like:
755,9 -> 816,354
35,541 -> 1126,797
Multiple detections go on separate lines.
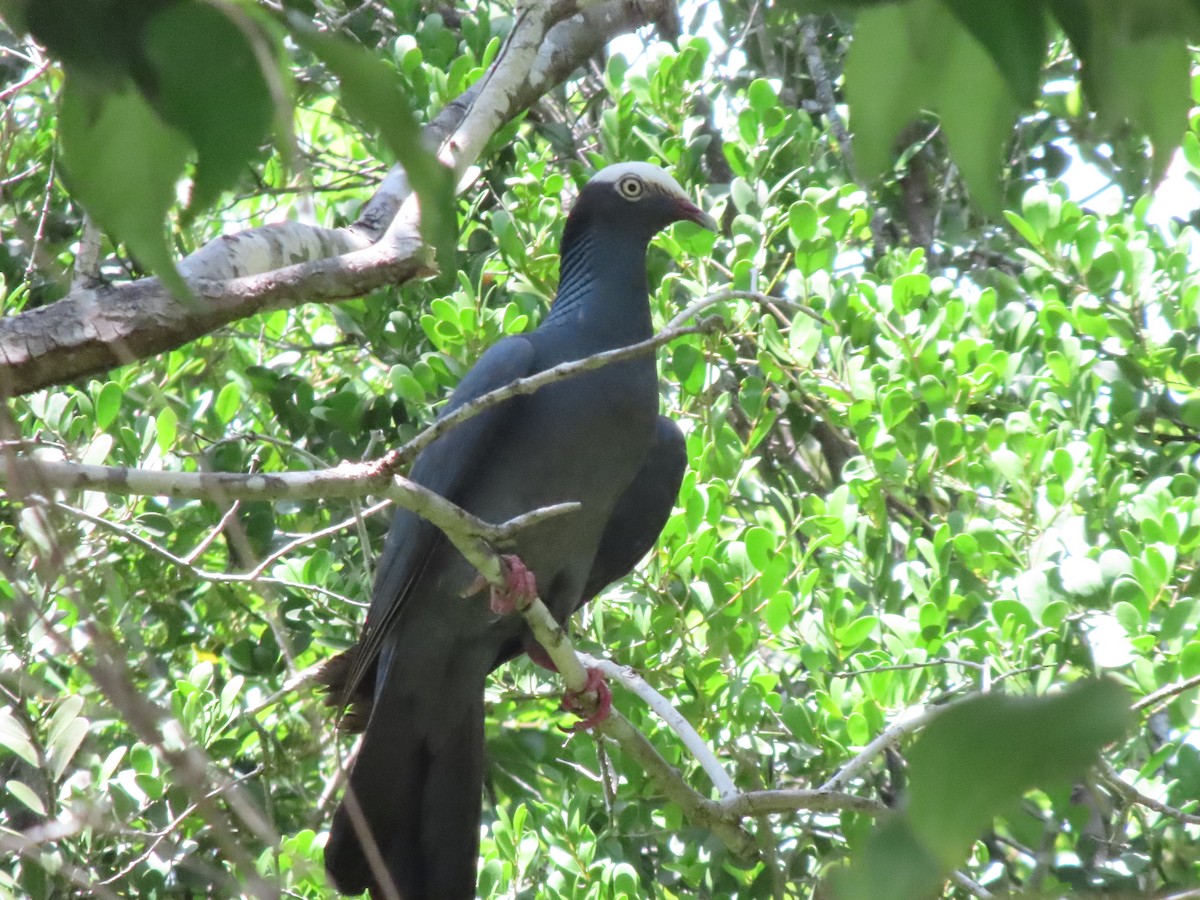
943,0 -> 1046,106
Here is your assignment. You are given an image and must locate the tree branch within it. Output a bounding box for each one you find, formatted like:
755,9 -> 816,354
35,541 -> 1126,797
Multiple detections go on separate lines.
0,0 -> 678,397
513,588 -> 759,858
577,651 -> 739,799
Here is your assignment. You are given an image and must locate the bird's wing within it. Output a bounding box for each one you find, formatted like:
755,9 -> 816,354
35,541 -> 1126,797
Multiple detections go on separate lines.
340,335 -> 538,703
579,415 -> 686,605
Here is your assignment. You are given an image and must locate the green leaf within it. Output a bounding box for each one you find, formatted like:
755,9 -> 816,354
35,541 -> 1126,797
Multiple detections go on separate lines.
908,680 -> 1131,867
214,382 -> 242,424
6,779 -> 45,816
49,716 -> 88,781
95,381 -> 123,430
289,19 -> 455,286
156,406 -> 178,454
0,708 -> 39,767
942,0 -> 1046,105
58,76 -> 191,296
748,78 -> 778,111
844,0 -> 1019,213
143,1 -> 276,217
839,681 -> 1131,899
788,201 -> 819,242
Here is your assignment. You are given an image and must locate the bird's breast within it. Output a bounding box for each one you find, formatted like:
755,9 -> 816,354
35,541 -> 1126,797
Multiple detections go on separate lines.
458,353 -> 658,606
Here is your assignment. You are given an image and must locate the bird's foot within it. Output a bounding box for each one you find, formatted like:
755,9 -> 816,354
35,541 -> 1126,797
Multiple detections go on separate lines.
488,554 -> 538,615
560,667 -> 612,732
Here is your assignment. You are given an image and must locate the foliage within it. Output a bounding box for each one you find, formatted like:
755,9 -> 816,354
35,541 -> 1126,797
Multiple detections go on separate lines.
2,1 -> 1200,898
3,0 -> 454,293
834,0 -> 1200,212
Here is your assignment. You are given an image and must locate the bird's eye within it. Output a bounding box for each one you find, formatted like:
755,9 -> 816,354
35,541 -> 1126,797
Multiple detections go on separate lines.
617,176 -> 645,200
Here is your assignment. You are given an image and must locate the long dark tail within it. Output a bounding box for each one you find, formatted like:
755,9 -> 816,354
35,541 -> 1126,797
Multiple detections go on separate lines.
325,684 -> 485,900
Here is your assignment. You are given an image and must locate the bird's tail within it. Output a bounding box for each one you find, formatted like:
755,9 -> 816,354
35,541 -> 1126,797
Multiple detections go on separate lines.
325,684 -> 485,900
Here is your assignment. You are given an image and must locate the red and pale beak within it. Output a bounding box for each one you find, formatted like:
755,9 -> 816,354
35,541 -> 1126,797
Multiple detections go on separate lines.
676,197 -> 718,231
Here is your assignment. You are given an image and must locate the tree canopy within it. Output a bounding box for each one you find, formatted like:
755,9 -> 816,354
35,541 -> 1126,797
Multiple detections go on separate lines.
1,1 -> 1199,897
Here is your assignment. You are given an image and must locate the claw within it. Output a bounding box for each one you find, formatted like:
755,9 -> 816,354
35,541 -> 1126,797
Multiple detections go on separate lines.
488,554 -> 538,615
560,667 -> 612,732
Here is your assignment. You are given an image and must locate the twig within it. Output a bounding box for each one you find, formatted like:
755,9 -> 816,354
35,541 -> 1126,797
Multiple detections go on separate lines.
820,701 -> 949,792
246,499 -> 390,579
0,454 -> 579,591
53,501 -> 364,608
376,317 -> 722,473
98,767 -> 265,886
708,788 -> 885,818
184,498 -> 242,564
0,59 -> 51,103
949,869 -> 994,898
1132,672 -> 1200,713
1098,760 -> 1200,826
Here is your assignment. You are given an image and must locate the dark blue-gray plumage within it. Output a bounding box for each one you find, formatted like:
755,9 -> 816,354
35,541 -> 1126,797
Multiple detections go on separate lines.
323,163 -> 713,899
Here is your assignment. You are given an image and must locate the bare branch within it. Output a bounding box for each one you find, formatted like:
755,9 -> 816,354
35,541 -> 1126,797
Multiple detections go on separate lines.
709,788 -> 885,818
377,317 -> 721,473
1132,672 -> 1200,714
577,651 -> 739,799
1098,760 -> 1200,826
514,588 -> 758,858
820,701 -> 944,793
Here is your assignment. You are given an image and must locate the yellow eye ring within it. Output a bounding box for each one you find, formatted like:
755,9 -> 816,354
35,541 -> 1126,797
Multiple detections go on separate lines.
617,175 -> 645,199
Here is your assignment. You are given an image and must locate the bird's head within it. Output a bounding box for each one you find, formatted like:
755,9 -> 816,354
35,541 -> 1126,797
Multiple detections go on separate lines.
568,162 -> 717,241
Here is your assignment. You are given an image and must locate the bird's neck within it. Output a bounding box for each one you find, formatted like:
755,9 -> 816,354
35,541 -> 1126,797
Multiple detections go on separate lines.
544,223 -> 654,345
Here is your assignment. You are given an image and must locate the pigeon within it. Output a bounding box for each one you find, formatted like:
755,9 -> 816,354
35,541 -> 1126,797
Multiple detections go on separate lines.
323,162 -> 715,899
318,415 -> 687,731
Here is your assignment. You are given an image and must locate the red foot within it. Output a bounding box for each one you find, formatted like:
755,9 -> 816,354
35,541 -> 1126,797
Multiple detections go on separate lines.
488,554 -> 538,615
560,667 -> 612,732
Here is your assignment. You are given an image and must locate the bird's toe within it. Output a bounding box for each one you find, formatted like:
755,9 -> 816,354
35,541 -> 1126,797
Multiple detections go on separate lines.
488,553 -> 538,614
561,667 -> 612,731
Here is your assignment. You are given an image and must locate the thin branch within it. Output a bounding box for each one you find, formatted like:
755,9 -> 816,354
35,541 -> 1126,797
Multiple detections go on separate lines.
0,453 -> 578,588
820,701 -> 949,793
1132,672 -> 1200,713
1098,760 -> 1200,826
708,788 -> 885,818
949,870 -> 995,899
246,498 -> 390,579
376,317 -> 722,473
577,652 -> 738,799
515,589 -> 758,858
53,500 -> 363,608
98,766 -> 265,886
